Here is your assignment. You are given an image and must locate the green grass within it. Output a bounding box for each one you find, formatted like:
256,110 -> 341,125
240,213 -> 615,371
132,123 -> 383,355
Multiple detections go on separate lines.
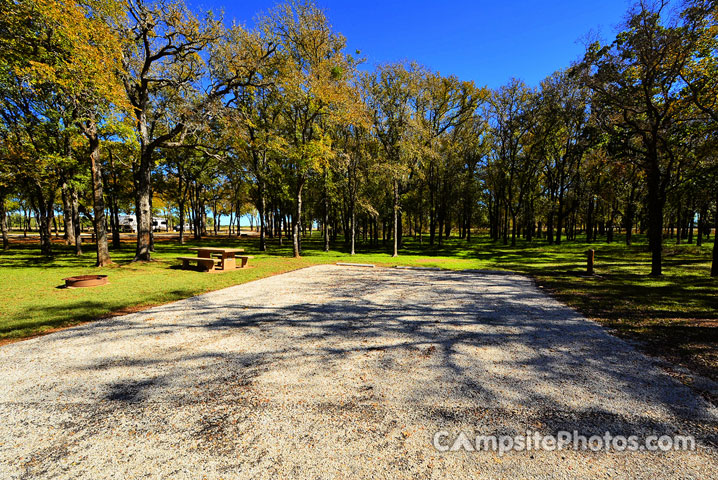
1,231 -> 716,381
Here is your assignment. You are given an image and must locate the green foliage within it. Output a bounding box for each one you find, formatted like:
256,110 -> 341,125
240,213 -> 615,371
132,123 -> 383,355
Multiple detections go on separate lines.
0,0 -> 715,277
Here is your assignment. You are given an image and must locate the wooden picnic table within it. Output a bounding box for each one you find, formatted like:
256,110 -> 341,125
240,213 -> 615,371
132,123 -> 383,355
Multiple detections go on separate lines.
188,247 -> 246,270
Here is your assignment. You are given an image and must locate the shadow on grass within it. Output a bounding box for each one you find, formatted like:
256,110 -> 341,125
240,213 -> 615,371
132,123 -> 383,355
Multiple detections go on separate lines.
0,288 -> 202,339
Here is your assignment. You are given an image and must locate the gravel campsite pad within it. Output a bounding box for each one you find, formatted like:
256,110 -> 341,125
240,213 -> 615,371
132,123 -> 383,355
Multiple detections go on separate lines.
1,265 -> 716,479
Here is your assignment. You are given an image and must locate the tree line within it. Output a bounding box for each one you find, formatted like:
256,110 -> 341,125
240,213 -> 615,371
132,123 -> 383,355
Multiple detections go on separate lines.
0,0 -> 716,276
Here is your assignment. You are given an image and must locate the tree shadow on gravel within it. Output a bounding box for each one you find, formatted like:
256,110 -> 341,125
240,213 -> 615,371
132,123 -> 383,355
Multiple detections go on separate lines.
17,267 -> 718,449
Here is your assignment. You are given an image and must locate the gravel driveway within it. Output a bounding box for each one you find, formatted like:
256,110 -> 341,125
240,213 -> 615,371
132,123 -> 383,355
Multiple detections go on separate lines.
1,265 -> 716,479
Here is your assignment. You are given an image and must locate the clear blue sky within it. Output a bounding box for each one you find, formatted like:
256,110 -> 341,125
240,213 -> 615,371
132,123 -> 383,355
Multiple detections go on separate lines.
190,0 -> 635,89
186,0 -> 636,225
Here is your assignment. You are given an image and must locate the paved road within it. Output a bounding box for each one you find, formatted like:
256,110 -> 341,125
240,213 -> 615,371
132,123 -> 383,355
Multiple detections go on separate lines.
1,265 -> 716,479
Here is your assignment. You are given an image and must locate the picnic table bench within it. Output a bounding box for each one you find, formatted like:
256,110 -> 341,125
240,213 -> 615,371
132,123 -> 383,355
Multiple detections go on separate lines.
178,247 -> 253,271
176,256 -> 221,272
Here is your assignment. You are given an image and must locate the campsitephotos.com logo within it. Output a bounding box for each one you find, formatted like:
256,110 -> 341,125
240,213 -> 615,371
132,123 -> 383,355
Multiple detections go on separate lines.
432,430 -> 696,456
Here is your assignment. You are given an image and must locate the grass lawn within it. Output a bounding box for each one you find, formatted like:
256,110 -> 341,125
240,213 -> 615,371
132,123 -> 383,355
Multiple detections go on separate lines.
1,231 -> 716,383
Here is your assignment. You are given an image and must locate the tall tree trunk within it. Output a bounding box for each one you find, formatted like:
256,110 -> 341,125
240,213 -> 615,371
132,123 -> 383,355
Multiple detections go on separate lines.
178,198 -> 186,245
437,213 -> 444,247
149,189 -> 155,251
697,205 -> 705,247
235,200 -> 241,236
494,196 -> 500,241
201,207 -> 208,237
278,210 -> 283,246
525,201 -> 534,242
392,179 -> 399,257
293,177 -> 304,258
587,196 -> 594,242
109,196 -> 120,250
688,204 -> 695,244
190,184 -> 203,241
0,192 -> 8,250
213,201 -> 219,236
504,201 -> 509,245
676,203 -> 683,245
259,182 -> 266,251
134,149 -> 153,261
61,183 -> 74,245
555,197 -> 564,245
350,196 -> 356,256
712,191 -> 717,277
646,162 -> 665,276
86,123 -> 111,267
377,219 -> 381,244
102,154 -> 119,250
177,171 -> 186,245
38,210 -> 52,256
71,188 -> 82,255
398,211 -> 403,248
489,197 -> 495,240
466,196 -> 472,242
429,170 -> 436,246
349,161 -> 356,255
33,190 -> 53,257
323,193 -> 329,252
625,199 -> 634,246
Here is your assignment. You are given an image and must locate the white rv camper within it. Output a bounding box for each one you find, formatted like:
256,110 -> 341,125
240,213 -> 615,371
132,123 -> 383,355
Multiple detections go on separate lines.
118,215 -> 137,232
118,215 -> 167,232
152,218 -> 168,232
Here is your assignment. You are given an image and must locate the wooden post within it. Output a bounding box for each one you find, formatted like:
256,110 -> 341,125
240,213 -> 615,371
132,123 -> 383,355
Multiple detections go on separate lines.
587,249 -> 595,275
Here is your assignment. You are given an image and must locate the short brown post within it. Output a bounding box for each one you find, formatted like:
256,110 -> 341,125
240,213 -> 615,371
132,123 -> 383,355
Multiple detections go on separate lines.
586,249 -> 595,275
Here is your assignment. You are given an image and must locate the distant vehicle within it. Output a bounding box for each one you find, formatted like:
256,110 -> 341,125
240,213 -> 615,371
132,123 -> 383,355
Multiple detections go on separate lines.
152,217 -> 168,232
118,215 -> 169,232
174,223 -> 191,232
118,215 -> 137,233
